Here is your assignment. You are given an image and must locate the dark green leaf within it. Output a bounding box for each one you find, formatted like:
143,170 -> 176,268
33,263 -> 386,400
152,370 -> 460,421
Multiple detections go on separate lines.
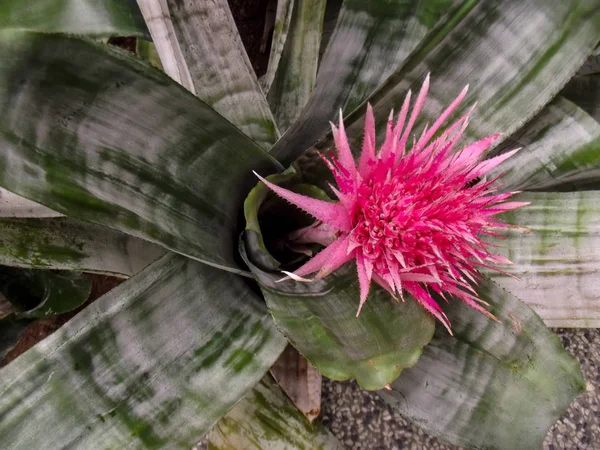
0,31 -> 282,276
208,375 -> 343,450
379,278 -> 585,450
0,0 -> 149,38
0,254 -> 287,449
0,267 -> 91,318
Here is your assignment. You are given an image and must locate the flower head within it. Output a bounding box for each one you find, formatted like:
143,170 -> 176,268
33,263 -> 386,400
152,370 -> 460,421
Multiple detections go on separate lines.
255,75 -> 527,333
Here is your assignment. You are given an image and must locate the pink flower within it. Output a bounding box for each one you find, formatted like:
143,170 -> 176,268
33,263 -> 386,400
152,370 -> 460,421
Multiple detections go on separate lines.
255,75 -> 527,334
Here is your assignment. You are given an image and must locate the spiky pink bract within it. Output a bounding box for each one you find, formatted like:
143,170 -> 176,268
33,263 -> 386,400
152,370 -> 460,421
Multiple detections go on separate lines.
255,75 -> 527,333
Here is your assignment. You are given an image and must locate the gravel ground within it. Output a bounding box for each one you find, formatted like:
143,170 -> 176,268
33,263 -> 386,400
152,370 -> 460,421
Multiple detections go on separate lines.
321,328 -> 600,449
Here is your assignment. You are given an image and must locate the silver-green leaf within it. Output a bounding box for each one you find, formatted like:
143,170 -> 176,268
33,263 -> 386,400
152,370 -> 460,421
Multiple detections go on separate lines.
0,217 -> 165,276
487,191 -> 600,328
137,0 -> 280,149
208,376 -> 343,450
0,31 -> 281,276
0,0 -> 149,37
0,254 -> 287,449
379,278 -> 585,450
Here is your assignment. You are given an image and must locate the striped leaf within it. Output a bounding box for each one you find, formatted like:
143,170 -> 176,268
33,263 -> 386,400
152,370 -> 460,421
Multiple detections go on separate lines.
290,0 -> 600,177
208,376 -> 342,450
261,0 -> 295,93
488,191 -> 600,328
0,217 -> 165,276
379,278 -> 585,450
271,0 -> 457,165
0,0 -> 148,37
136,0 -> 279,149
0,31 -> 281,276
0,254 -> 286,449
491,97 -> 600,191
267,0 -> 327,132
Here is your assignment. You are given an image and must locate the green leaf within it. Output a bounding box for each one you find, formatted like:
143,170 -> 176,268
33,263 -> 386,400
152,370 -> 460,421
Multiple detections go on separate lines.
136,0 -> 280,149
0,254 -> 287,449
136,39 -> 164,71
0,267 -> 91,318
0,316 -> 33,360
0,188 -> 62,218
207,375 -> 343,450
0,31 -> 282,276
267,0 -> 327,132
561,74 -> 600,123
378,278 -> 585,450
490,97 -> 600,191
241,174 -> 434,390
247,263 -> 434,391
288,0 -> 600,175
271,0 -> 457,165
0,217 -> 165,276
261,0 -> 295,94
486,191 -> 600,328
0,0 -> 149,38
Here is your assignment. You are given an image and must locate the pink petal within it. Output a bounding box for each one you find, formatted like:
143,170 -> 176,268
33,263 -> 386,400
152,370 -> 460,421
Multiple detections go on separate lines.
405,283 -> 453,335
356,252 -> 373,317
254,172 -> 352,231
292,235 -> 353,278
359,104 -> 377,176
471,148 -> 520,178
331,111 -> 357,177
416,84 -> 469,149
398,74 -> 430,152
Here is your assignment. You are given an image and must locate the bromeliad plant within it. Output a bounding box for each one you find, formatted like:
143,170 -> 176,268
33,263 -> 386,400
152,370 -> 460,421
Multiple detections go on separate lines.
0,1 -> 599,449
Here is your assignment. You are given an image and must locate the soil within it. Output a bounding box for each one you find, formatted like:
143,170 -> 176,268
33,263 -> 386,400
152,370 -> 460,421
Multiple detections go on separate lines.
0,0 -> 272,367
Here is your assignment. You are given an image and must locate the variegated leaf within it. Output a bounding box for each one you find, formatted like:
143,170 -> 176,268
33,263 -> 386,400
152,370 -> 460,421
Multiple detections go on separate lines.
0,31 -> 281,276
0,188 -> 61,218
488,191 -> 600,328
379,278 -> 585,450
271,0 -> 456,164
0,254 -> 287,449
261,0 -> 295,93
267,0 -> 327,132
291,0 -> 600,180
208,376 -> 343,450
0,0 -> 148,37
0,217 -> 165,277
136,0 -> 280,149
491,97 -> 600,191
